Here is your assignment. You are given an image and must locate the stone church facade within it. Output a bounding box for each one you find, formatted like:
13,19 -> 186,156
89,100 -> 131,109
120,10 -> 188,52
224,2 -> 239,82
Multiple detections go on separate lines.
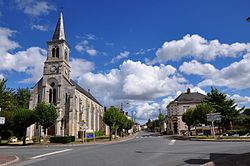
28,12 -> 105,138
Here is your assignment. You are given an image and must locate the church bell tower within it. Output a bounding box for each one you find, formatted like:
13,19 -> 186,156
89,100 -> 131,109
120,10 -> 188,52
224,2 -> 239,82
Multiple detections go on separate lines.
44,12 -> 70,80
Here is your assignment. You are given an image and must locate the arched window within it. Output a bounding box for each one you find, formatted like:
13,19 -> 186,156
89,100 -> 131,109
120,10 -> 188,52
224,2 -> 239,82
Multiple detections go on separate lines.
56,47 -> 59,58
52,48 -> 56,57
49,82 -> 57,104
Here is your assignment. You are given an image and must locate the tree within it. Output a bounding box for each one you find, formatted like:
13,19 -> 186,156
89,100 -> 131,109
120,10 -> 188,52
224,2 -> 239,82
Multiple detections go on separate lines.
35,102 -> 58,136
103,106 -> 121,141
192,103 -> 213,126
0,79 -> 15,139
243,108 -> 250,116
13,108 -> 37,145
158,113 -> 165,123
204,87 -> 241,132
14,88 -> 30,109
0,79 -> 14,112
182,108 -> 195,135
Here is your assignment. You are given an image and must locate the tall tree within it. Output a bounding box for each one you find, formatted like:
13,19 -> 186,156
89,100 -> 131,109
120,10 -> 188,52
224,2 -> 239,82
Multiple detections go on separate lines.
0,79 -> 15,139
204,87 -> 240,132
13,108 -> 37,145
0,79 -> 14,112
35,102 -> 58,135
103,106 -> 121,141
192,103 -> 213,126
182,108 -> 195,135
14,88 -> 30,109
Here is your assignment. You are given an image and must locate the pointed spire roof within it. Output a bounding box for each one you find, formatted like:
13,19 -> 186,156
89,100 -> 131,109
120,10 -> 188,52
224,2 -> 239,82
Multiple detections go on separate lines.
52,12 -> 66,41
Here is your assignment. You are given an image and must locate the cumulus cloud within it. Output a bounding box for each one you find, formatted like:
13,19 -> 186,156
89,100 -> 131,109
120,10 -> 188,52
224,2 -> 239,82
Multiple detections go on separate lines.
152,34 -> 250,63
31,24 -> 48,31
0,27 -> 47,83
70,58 -> 94,80
0,27 -> 19,55
229,94 -> 250,104
75,40 -> 98,56
179,60 -> 218,77
15,0 -> 55,16
0,73 -> 4,79
111,51 -> 130,63
1,47 -> 47,83
76,60 -> 189,106
179,54 -> 250,89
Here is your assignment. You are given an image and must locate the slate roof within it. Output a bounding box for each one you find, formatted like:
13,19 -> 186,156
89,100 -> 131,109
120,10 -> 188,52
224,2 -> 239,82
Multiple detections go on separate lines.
70,79 -> 102,106
174,92 -> 206,104
52,12 -> 66,41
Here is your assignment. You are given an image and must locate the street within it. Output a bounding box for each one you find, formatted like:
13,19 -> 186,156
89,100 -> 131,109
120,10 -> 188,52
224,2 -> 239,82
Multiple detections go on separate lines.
1,131 -> 250,166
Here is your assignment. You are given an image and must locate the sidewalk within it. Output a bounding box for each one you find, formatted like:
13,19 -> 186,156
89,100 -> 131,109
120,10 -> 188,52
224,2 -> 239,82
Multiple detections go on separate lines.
0,155 -> 19,166
203,152 -> 250,166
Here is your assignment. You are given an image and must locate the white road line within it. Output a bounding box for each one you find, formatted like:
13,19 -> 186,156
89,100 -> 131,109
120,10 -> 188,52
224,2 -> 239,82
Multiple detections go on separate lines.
30,149 -> 72,159
168,139 -> 176,145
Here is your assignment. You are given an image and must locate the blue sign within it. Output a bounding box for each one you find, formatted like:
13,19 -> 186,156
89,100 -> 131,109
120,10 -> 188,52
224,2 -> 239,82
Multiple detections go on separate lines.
86,133 -> 94,138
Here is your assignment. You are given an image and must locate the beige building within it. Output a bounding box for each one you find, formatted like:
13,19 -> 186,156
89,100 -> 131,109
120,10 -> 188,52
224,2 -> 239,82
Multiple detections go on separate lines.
167,88 -> 206,135
28,12 -> 105,139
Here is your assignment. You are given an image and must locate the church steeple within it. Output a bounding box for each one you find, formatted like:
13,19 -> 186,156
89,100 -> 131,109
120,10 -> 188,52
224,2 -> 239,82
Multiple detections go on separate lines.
44,11 -> 70,80
52,12 -> 66,41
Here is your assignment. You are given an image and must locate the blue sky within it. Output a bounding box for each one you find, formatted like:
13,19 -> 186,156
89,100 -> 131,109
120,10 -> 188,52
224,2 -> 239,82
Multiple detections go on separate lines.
1,0 -> 250,123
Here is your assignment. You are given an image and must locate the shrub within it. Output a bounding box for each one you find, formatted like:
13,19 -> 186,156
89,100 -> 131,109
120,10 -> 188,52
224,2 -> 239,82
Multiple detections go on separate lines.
226,130 -> 250,136
49,136 -> 71,144
69,136 -> 75,142
32,136 -> 40,143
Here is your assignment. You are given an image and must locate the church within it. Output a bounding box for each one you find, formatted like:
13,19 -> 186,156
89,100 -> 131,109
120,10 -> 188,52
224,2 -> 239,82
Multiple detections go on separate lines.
28,12 -> 105,138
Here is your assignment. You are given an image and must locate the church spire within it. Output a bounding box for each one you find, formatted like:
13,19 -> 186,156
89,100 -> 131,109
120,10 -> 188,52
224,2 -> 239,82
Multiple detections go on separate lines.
52,12 -> 66,41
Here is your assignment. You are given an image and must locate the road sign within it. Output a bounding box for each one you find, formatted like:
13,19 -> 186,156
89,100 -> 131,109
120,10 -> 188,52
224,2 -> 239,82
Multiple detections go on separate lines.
207,113 -> 221,122
79,120 -> 87,126
0,117 -> 5,124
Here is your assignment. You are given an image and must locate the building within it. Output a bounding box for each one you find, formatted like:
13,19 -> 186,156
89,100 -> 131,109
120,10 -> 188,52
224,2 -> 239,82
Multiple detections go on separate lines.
28,12 -> 105,139
167,88 -> 206,135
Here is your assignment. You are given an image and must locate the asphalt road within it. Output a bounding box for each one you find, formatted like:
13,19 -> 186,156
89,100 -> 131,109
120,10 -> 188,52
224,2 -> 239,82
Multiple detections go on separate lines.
1,131 -> 250,166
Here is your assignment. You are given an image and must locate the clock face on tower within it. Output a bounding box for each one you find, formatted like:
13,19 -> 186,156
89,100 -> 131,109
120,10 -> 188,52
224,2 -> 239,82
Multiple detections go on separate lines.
50,65 -> 58,73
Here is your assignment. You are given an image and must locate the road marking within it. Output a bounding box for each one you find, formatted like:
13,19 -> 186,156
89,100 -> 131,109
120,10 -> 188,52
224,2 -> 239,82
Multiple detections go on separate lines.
168,139 -> 176,145
30,149 -> 72,159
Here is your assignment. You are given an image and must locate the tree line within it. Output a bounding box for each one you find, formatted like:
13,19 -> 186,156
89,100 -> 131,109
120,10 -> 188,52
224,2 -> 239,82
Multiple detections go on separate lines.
0,79 -> 58,145
182,87 -> 249,135
103,106 -> 134,141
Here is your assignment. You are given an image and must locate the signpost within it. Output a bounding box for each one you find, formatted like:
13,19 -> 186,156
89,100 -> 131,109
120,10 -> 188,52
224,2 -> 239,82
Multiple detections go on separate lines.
79,120 -> 88,143
207,113 -> 221,137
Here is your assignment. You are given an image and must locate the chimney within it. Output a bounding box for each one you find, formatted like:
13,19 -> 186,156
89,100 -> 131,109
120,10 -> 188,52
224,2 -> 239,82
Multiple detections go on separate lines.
187,88 -> 191,94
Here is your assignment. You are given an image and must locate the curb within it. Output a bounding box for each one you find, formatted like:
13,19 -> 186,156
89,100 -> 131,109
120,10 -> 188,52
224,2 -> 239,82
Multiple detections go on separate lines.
1,155 -> 19,166
0,133 -> 139,149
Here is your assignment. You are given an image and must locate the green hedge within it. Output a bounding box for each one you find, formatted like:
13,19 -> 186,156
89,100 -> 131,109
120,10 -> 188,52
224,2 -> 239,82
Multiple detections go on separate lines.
226,130 -> 250,136
50,136 -> 75,144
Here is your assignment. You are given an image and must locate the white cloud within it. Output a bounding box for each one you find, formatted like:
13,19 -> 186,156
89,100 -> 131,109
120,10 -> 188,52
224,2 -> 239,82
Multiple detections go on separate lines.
111,51 -> 130,63
179,54 -> 250,90
76,60 -> 189,106
135,48 -> 156,55
229,94 -> 250,104
15,0 -> 55,16
70,58 -> 94,80
1,47 -> 47,83
0,73 -> 4,79
75,40 -> 98,56
152,34 -> 250,63
0,27 -> 20,55
31,24 -> 48,31
179,60 -> 218,77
